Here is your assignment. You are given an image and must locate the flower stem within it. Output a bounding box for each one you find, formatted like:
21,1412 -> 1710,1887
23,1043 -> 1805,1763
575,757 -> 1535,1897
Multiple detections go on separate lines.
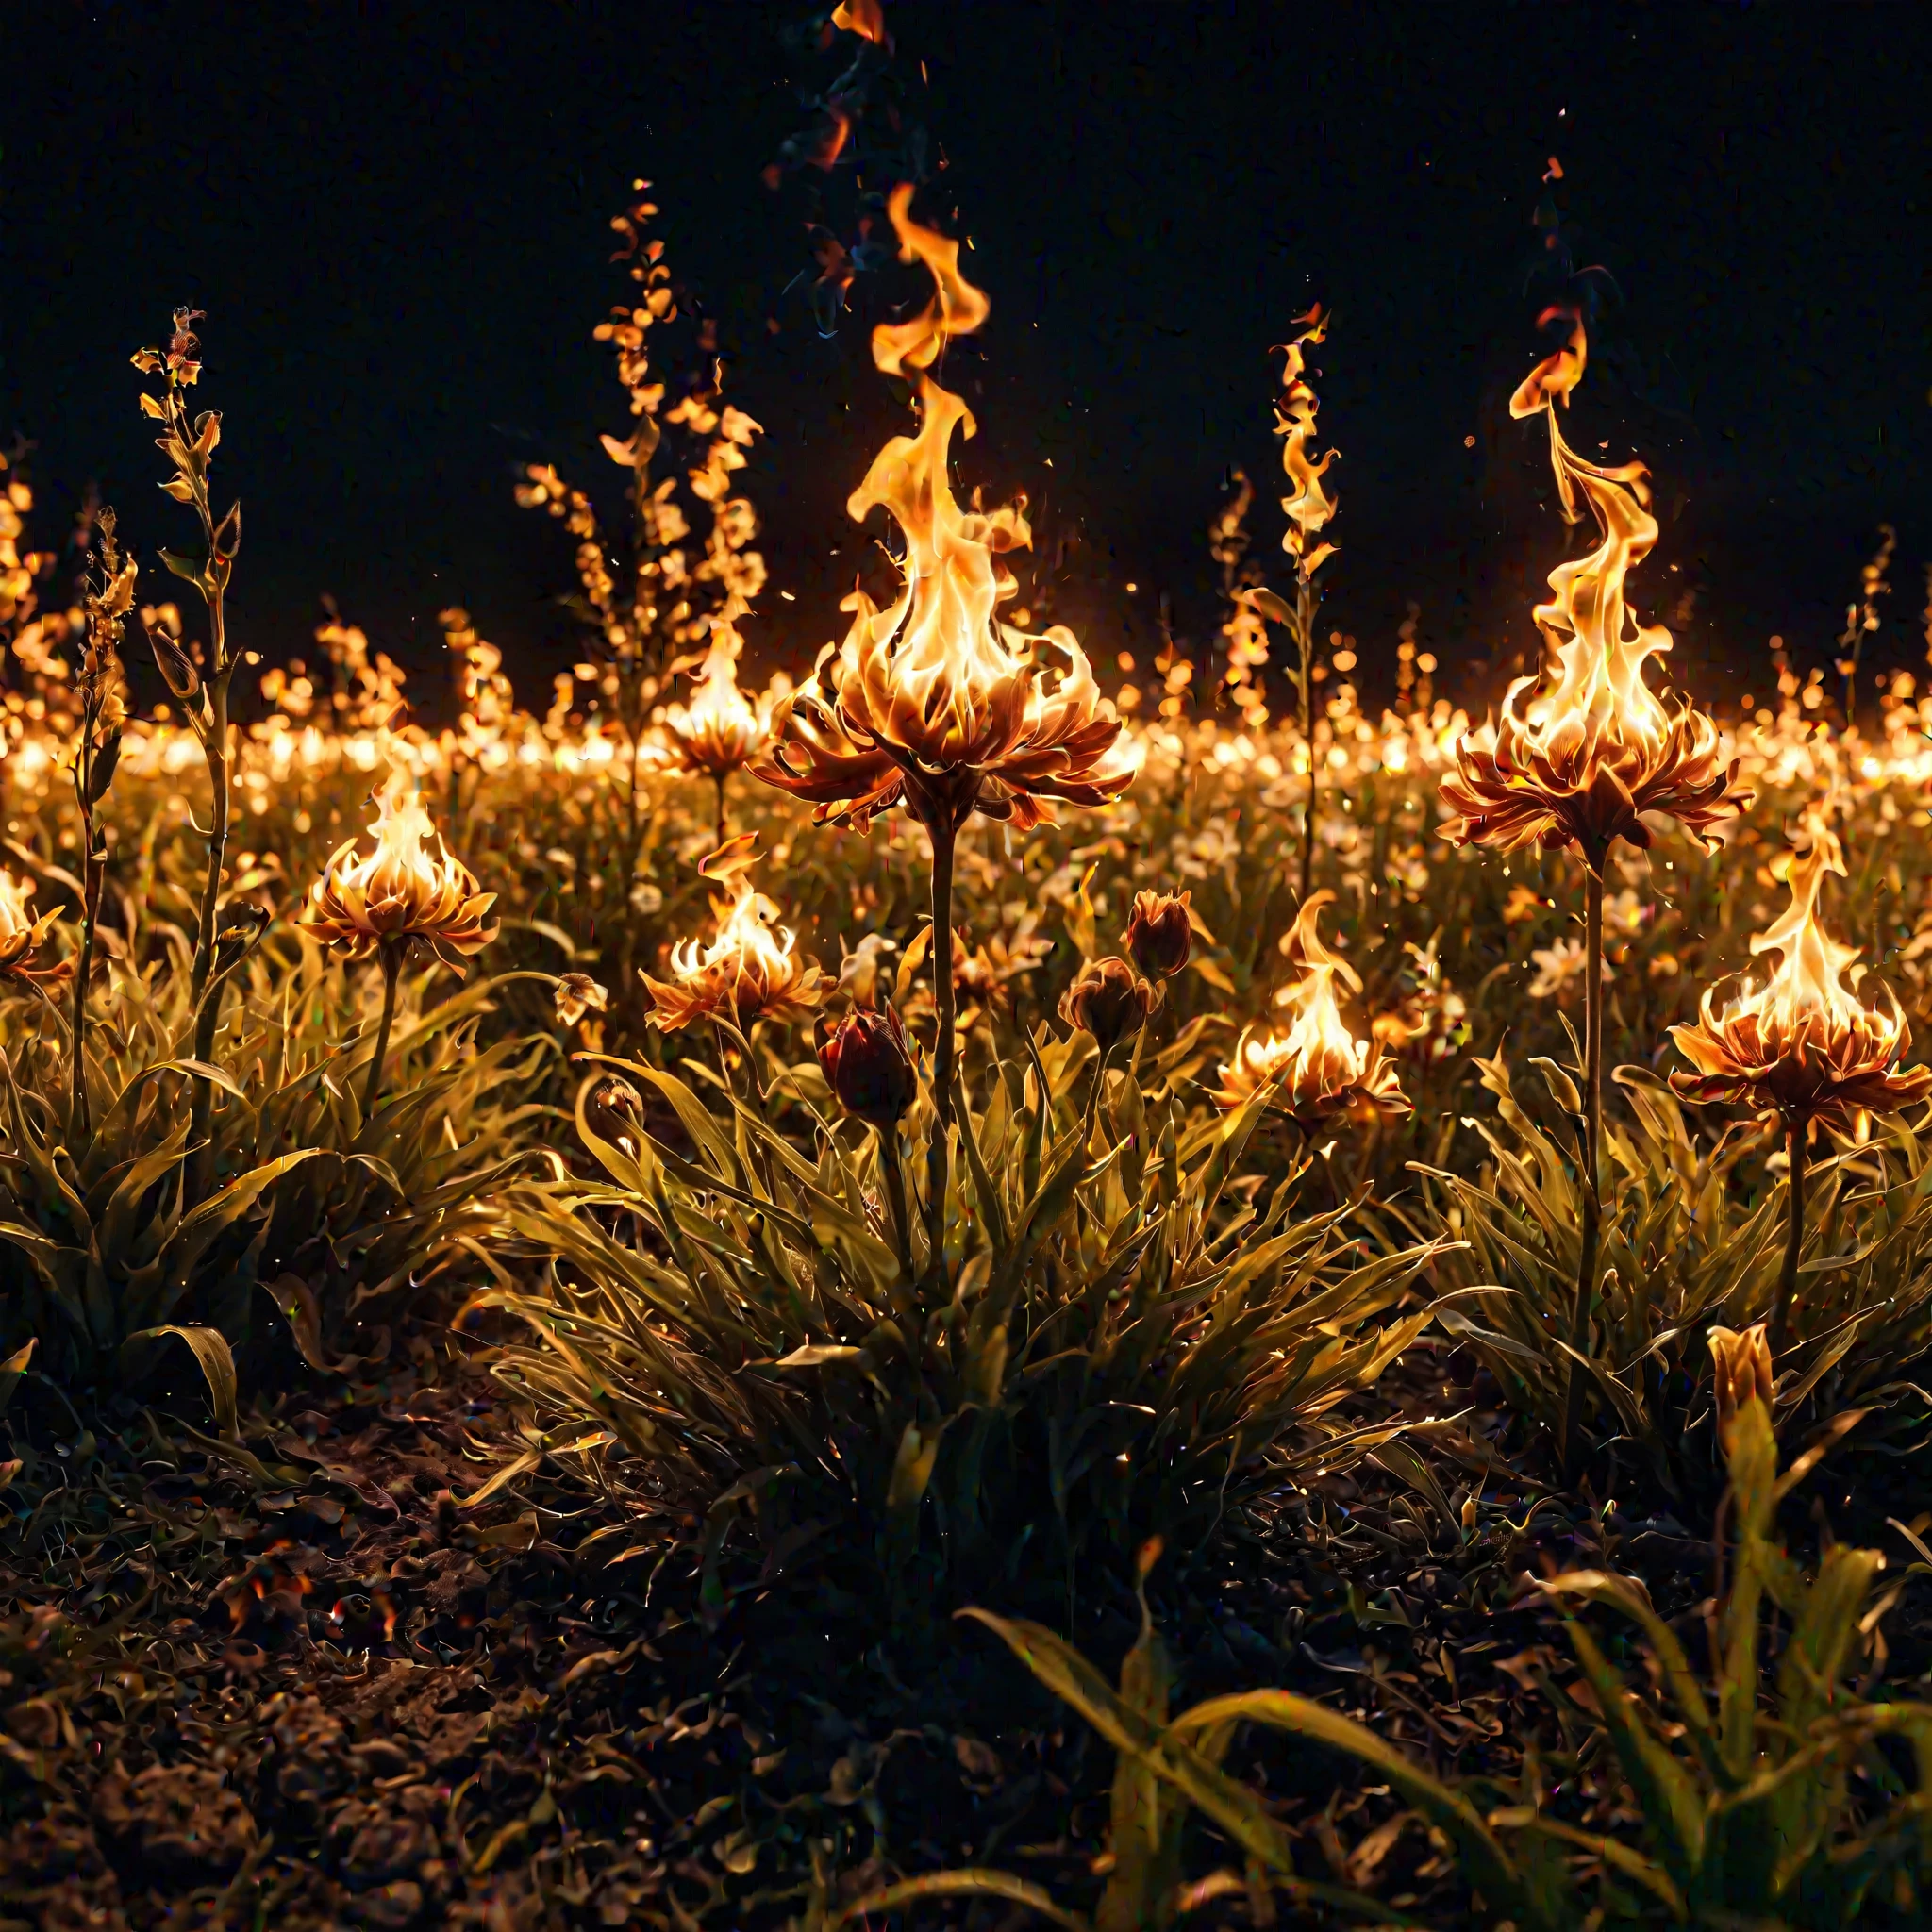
880,1127 -> 916,1284
361,940 -> 405,1120
68,845 -> 101,1145
1560,860 -> 1605,1482
924,816 -> 958,1274
1774,1114 -> 1805,1355
715,773 -> 729,850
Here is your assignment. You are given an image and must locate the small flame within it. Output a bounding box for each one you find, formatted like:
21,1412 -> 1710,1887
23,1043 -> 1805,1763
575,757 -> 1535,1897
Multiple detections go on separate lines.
0,868 -> 60,978
641,841 -> 824,1031
662,611 -> 771,778
1215,892 -> 1406,1122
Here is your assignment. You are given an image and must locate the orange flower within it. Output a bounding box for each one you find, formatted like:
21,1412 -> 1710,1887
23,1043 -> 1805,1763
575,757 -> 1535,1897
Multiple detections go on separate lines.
753,185 -> 1137,835
1439,309 -> 1744,871
1213,892 -> 1407,1125
300,765 -> 497,969
641,837 -> 825,1032
0,870 -> 67,986
1670,820 -> 1928,1133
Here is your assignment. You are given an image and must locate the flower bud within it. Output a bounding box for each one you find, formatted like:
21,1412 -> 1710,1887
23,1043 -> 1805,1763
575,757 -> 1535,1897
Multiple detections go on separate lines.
1124,889 -> 1192,979
819,1001 -> 916,1130
1058,956 -> 1157,1056
1707,1322 -> 1774,1444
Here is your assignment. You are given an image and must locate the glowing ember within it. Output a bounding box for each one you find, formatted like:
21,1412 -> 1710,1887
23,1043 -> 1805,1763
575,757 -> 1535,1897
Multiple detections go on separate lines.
1214,892 -> 1407,1124
301,764 -> 498,967
641,836 -> 825,1031
754,183 -> 1138,833
1670,817 -> 1929,1132
1439,308 -> 1743,869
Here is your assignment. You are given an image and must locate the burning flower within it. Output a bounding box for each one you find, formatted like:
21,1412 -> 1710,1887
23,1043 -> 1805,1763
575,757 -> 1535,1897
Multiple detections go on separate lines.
0,870 -> 66,986
1214,892 -> 1407,1124
660,611 -> 774,781
1439,309 -> 1744,872
753,184 -> 1138,835
1669,820 -> 1928,1135
641,836 -> 825,1032
300,766 -> 497,969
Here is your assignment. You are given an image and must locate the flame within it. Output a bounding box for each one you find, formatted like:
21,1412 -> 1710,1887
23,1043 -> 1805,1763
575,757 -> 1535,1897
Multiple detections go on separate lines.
1214,892 -> 1406,1122
301,762 -> 497,964
754,184 -> 1138,832
661,610 -> 770,778
641,841 -> 824,1031
1275,306 -> 1337,579
1438,308 -> 1741,863
1671,816 -> 1928,1128
1506,308 -> 1672,764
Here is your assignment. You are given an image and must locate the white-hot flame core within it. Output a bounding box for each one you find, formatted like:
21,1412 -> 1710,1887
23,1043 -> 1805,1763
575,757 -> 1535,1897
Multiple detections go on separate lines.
670,873 -> 803,991
0,869 -> 40,943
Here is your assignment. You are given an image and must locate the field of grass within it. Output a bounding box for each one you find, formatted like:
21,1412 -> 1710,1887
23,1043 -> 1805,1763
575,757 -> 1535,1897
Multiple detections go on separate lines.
4,181 -> 1932,1931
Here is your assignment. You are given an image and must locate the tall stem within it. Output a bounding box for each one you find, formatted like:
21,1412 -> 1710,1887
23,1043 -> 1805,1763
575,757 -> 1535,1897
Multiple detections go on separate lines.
185,686 -> 232,1197
880,1128 -> 915,1286
68,841 -> 101,1144
1774,1115 -> 1805,1355
714,773 -> 729,850
1560,860 -> 1606,1481
924,816 -> 959,1274
361,940 -> 405,1119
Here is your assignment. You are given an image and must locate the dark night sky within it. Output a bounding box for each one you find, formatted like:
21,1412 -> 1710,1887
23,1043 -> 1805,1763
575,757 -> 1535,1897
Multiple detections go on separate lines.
6,2 -> 1929,718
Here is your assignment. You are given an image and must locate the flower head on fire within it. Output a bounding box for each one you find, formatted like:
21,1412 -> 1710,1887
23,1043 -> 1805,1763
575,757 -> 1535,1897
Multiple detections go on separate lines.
1670,817 -> 1929,1134
300,765 -> 497,968
660,608 -> 775,779
641,833 -> 826,1032
1439,308 -> 1744,872
1213,892 -> 1407,1125
753,184 -> 1138,834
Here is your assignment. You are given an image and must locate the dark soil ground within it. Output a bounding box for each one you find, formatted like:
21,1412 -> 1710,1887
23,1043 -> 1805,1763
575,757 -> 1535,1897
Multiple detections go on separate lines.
5,1339 -> 1931,1931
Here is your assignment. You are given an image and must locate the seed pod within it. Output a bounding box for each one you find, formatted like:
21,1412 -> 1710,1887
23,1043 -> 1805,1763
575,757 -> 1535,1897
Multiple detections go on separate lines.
1124,889 -> 1192,979
1058,956 -> 1157,1056
818,1001 -> 916,1130
145,620 -> 201,699
1707,1322 -> 1774,1445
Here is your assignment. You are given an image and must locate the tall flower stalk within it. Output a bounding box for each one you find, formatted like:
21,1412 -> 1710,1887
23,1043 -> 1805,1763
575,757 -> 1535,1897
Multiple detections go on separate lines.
755,183 -> 1137,1270
1439,305 -> 1745,1476
1245,307 -> 1339,905
1672,819 -> 1928,1353
68,511 -> 135,1141
133,311 -> 245,1187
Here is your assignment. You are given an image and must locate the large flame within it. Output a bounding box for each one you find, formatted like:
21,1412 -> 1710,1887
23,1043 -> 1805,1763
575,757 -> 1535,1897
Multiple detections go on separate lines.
301,763 -> 497,964
641,836 -> 825,1031
1671,816 -> 1928,1129
1214,892 -> 1407,1122
1507,309 -> 1672,763
1438,308 -> 1741,864
754,184 -> 1138,832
